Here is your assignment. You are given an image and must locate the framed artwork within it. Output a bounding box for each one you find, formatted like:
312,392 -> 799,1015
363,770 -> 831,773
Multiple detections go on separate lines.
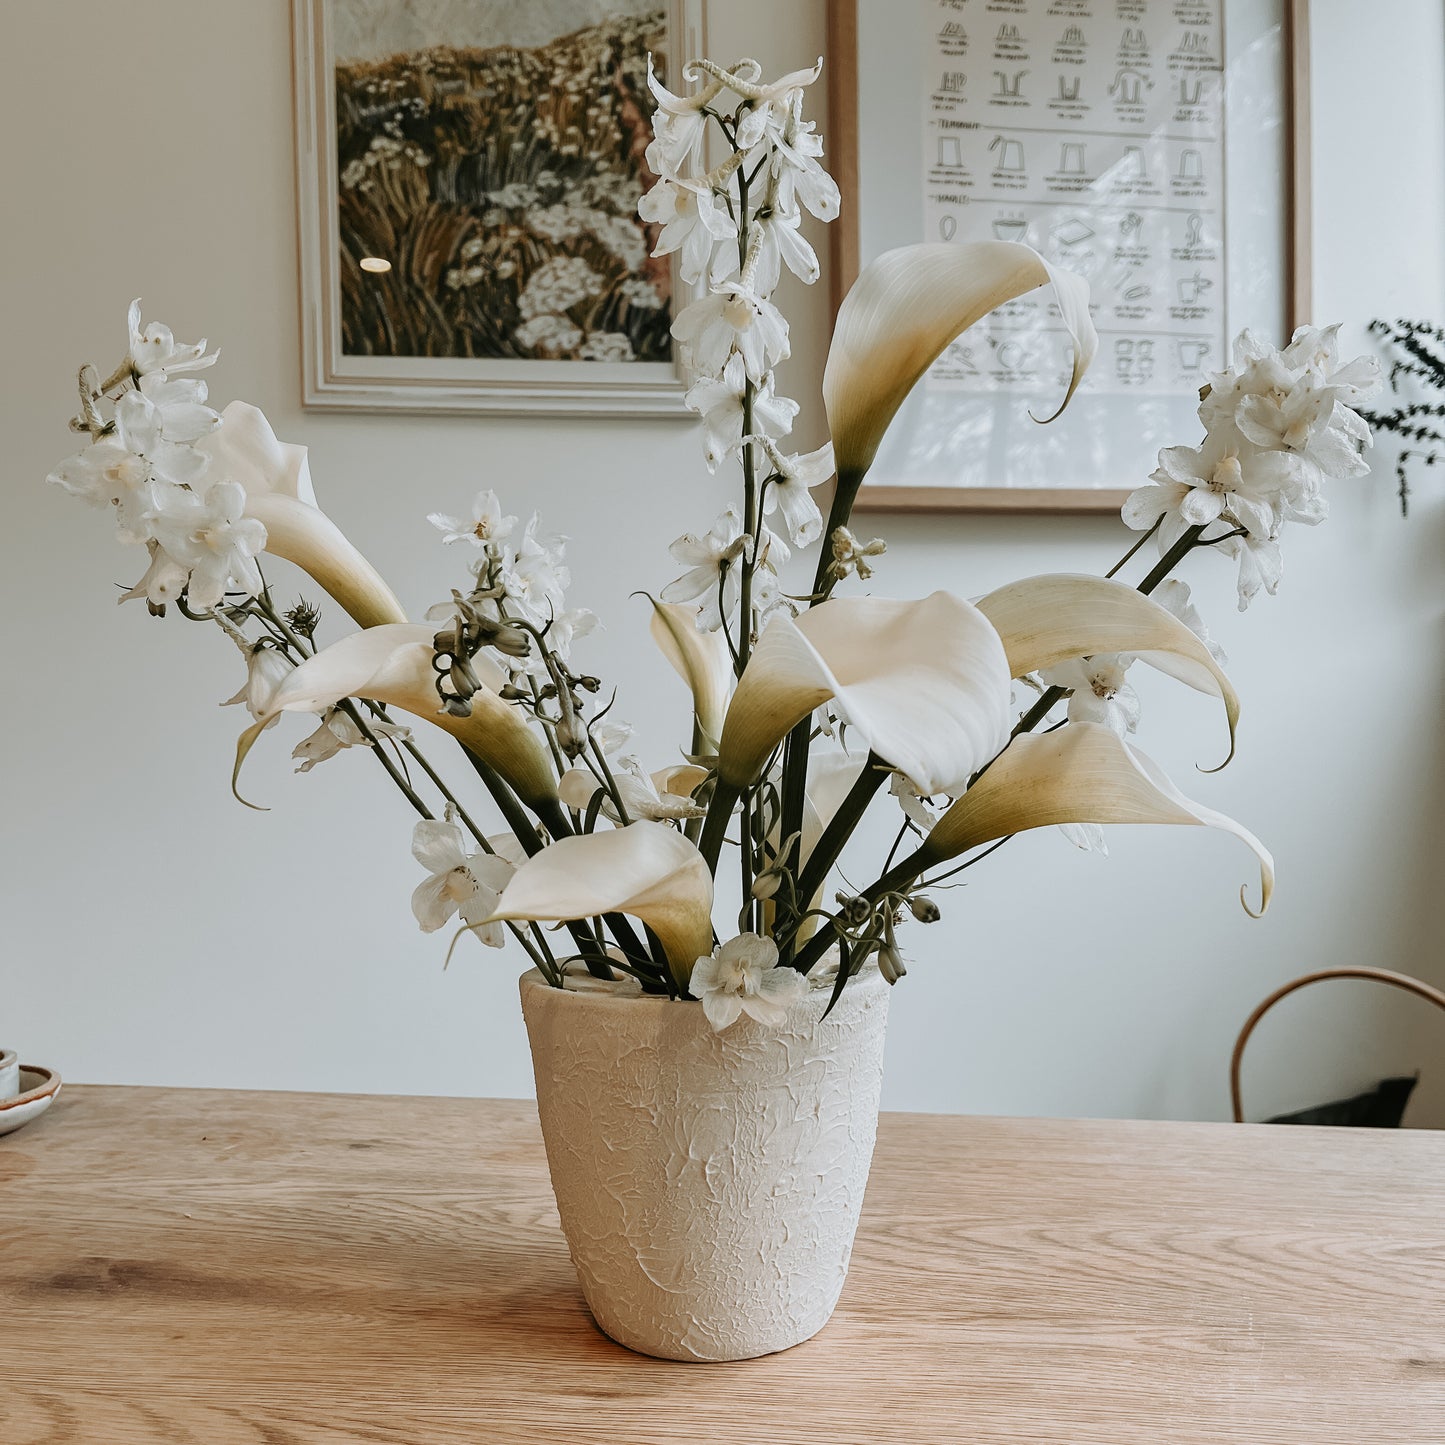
293,0 -> 706,416
826,0 -> 1312,513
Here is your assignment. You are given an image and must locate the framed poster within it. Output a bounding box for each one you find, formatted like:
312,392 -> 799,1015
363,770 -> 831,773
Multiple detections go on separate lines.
827,0 -> 1311,513
294,0 -> 706,416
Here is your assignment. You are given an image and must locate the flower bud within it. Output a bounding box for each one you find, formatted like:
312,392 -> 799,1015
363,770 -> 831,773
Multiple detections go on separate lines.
834,892 -> 872,927
556,713 -> 590,760
751,870 -> 782,901
908,895 -> 941,924
878,943 -> 907,984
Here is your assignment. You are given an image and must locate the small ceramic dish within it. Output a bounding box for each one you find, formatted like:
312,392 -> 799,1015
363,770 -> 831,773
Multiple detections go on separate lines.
0,1049 -> 17,1100
0,1065 -> 61,1137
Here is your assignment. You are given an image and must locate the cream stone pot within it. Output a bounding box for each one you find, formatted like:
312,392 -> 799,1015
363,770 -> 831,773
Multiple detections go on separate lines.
519,965 -> 890,1361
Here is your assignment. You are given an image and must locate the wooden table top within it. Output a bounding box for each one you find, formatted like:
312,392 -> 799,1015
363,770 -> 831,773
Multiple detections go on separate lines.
2,1087 -> 1442,1444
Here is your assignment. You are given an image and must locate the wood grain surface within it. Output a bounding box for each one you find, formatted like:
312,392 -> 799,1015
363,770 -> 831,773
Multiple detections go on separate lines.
2,1087 -> 1442,1443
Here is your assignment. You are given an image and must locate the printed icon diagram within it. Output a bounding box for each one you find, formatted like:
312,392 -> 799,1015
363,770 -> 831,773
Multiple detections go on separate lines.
1057,75 -> 1081,101
990,135 -> 1025,172
1177,339 -> 1212,370
1052,218 -> 1094,247
938,215 -> 958,242
939,22 -> 966,40
1115,338 -> 1156,385
937,135 -> 963,168
1179,77 -> 1205,105
1119,27 -> 1147,53
1176,149 -> 1204,181
1059,25 -> 1085,46
993,69 -> 1028,97
996,339 -> 1026,372
941,71 -> 967,94
1120,211 -> 1144,236
992,217 -> 1028,242
1178,30 -> 1210,53
1185,212 -> 1205,246
941,340 -> 978,374
1177,271 -> 1213,305
1110,69 -> 1149,104
1121,283 -> 1151,301
1059,141 -> 1087,175
996,23 -> 1021,43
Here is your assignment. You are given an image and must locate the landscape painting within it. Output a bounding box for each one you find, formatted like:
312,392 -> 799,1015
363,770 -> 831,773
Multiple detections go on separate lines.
296,0 -> 700,415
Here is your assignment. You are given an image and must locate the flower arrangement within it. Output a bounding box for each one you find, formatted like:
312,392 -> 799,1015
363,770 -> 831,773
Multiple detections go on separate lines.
48,55 -> 1381,1034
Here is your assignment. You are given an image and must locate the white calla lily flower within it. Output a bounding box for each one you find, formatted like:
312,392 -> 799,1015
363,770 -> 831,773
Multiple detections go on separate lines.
717,592 -> 1012,797
485,821 -> 714,985
823,242 -> 1096,486
649,598 -> 734,751
197,402 -> 407,629
920,723 -> 1273,916
233,623 -> 557,810
975,573 -> 1240,766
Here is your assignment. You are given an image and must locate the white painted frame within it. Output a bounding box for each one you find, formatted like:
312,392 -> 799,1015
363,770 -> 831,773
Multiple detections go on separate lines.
292,0 -> 706,417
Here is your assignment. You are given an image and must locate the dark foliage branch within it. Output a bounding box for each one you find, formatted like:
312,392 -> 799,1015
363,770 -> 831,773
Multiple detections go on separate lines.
1365,318 -> 1445,515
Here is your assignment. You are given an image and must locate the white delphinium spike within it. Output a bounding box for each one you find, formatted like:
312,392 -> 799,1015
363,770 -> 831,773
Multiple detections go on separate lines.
1124,326 -> 1380,606
660,508 -> 751,631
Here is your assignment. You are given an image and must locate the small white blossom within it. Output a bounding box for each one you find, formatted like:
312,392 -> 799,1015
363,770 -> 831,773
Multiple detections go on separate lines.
1040,654 -> 1140,736
638,171 -> 739,285
293,708 -> 411,773
127,298 -> 218,377
151,480 -> 267,611
222,643 -> 295,728
427,489 -> 516,548
684,354 -> 798,472
671,283 -> 790,382
688,932 -> 808,1031
410,813 -> 523,946
762,439 -> 833,546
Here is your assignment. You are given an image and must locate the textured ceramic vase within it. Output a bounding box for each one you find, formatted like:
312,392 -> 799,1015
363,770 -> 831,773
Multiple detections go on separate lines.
519,966 -> 890,1361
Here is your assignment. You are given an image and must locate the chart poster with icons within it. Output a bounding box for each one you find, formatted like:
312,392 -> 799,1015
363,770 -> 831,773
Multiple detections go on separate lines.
922,0 -> 1228,398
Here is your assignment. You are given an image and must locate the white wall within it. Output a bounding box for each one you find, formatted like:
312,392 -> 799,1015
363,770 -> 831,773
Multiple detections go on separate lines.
4,0 -> 1442,1123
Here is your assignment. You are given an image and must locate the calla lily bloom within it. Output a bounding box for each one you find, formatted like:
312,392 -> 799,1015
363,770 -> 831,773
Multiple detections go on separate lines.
198,402 -> 407,630
919,723 -> 1273,916
649,598 -> 734,752
485,821 -> 714,987
975,573 -> 1241,767
717,592 -> 1012,797
233,623 -> 558,811
823,241 -> 1097,489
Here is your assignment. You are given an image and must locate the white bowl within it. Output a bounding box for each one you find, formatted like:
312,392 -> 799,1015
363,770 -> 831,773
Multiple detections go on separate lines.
0,1049 -> 17,1100
0,1065 -> 61,1137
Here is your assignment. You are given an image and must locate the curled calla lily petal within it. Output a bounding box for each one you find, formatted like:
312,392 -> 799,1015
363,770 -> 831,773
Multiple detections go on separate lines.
648,597 -> 734,752
233,624 -> 557,810
717,592 -> 1012,797
975,573 -> 1240,769
823,242 -> 1096,485
919,723 -> 1273,916
485,821 -> 714,985
198,402 -> 407,629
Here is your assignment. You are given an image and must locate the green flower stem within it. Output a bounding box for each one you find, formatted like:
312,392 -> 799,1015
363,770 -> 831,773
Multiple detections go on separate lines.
784,754 -> 890,964
697,777 -> 743,876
